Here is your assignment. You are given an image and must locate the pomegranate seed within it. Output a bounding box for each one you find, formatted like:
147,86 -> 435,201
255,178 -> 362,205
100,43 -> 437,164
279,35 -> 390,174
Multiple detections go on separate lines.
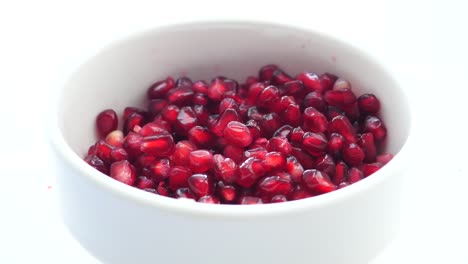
327,133 -> 345,157
342,143 -> 365,166
175,188 -> 195,199
324,88 -> 357,108
333,161 -> 348,185
326,106 -> 346,121
262,152 -> 286,172
266,137 -> 292,155
223,121 -> 253,147
148,158 -> 171,181
138,122 -> 169,137
320,73 -> 338,91
208,77 -> 227,102
251,138 -> 268,149
123,107 -> 147,121
257,85 -> 280,109
360,162 -> 383,177
333,79 -> 351,91
188,173 -> 211,197
281,104 -> 302,127
237,157 -> 265,188
223,144 -> 244,164
247,82 -> 266,106
347,167 -> 363,184
316,154 -> 336,177
156,181 -> 170,196
290,127 -> 305,143
211,108 -> 240,137
168,166 -> 192,190
284,80 -> 304,95
338,182 -> 350,189
289,184 -> 314,200
192,80 -> 209,94
218,98 -> 239,114
302,169 -> 336,194
358,94 -> 381,114
377,153 -> 393,164
148,99 -> 168,117
216,181 -> 237,202
193,93 -> 209,105
122,132 -> 143,159
105,130 -> 124,147
259,64 -> 278,81
84,155 -> 109,174
88,145 -> 96,155
198,195 -> 220,204
304,91 -> 327,113
291,146 -> 315,169
302,132 -> 327,157
245,119 -> 261,140
273,125 -> 293,139
259,113 -> 281,138
147,76 -> 175,99
137,176 -> 155,189
271,69 -> 293,85
166,86 -> 194,106
123,112 -> 145,135
187,126 -> 214,149
285,156 -> 304,183
328,115 -> 357,143
358,133 -> 377,162
240,196 -> 263,205
363,115 -> 387,142
257,176 -> 293,198
161,105 -> 180,124
271,195 -> 288,203
213,154 -> 238,183
94,140 -> 114,164
303,107 -> 328,133
141,134 -> 175,157
296,72 -> 323,93
175,106 -> 198,135
244,147 -> 268,160
193,105 -> 210,126
110,160 -> 136,186
189,150 -> 213,173
110,147 -> 128,162
175,76 -> 193,88
96,109 -> 118,138
247,106 -> 263,121
171,141 -> 196,166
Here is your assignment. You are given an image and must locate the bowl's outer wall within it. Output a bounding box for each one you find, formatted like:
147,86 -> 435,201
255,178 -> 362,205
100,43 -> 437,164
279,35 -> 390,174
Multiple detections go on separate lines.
53,22 -> 411,264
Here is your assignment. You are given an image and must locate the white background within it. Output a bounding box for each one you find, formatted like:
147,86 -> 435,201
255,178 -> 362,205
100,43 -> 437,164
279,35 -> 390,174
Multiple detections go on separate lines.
1,0 -> 466,263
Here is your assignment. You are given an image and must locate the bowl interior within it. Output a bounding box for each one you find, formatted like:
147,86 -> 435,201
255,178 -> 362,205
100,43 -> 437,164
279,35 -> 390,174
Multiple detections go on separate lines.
58,21 -> 410,182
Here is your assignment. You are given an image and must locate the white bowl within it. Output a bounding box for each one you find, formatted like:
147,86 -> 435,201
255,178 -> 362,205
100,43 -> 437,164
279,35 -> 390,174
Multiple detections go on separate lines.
50,21 -> 412,264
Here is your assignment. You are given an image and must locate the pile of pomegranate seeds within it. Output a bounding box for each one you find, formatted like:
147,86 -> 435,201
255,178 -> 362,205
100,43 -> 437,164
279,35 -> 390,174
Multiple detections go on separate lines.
85,64 -> 393,204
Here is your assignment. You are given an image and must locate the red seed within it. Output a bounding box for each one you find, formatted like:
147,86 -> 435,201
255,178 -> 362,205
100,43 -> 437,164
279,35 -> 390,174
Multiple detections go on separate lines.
271,69 -> 293,85
198,195 -> 220,204
216,181 -> 238,202
122,132 -> 143,159
319,73 -> 338,91
266,137 -> 292,155
223,121 -> 253,147
291,146 -> 315,169
328,115 -> 357,143
240,196 -> 263,205
247,106 -> 263,121
377,153 -> 393,164
208,77 -> 227,102
296,72 -> 323,93
161,105 -> 180,124
123,112 -> 145,135
289,184 -> 314,200
333,161 -> 348,185
363,116 -> 387,142
347,167 -> 364,184
218,98 -> 239,114
316,154 -> 336,177
192,80 -> 209,94
171,140 -> 196,166
360,162 -> 383,177
303,107 -> 328,133
286,156 -> 304,183
324,88 -> 357,108
147,76 -> 175,99
94,140 -> 114,164
193,93 -> 208,105
136,176 -> 155,189
327,133 -> 345,157
188,126 -> 215,149
193,105 -> 210,126
302,132 -> 328,157
271,195 -> 288,203
148,99 -> 168,117
284,80 -> 304,95
250,138 -> 268,149
156,181 -> 170,196
222,144 -> 244,164
273,125 -> 293,139
211,108 -> 240,137
84,155 -> 109,175
213,154 -> 238,183
257,85 -> 280,109
141,134 -> 175,157
168,166 -> 192,190
96,109 -> 118,138
148,158 -> 171,182
245,119 -> 261,140
259,64 -> 278,82
166,86 -> 194,106
237,157 -> 265,188
110,147 -> 128,162
247,82 -> 266,106
291,127 -> 305,143
110,160 -> 136,186
303,91 -> 327,113
281,104 -> 302,127
257,176 -> 293,197
123,107 -> 147,121
189,150 -> 213,173
175,188 -> 196,199
262,152 -> 286,172
358,94 -> 381,114
302,169 -> 336,194
243,147 -> 268,160
358,133 -> 377,162
188,173 -> 211,197
259,113 -> 281,138
138,122 -> 170,137
326,106 -> 346,121
342,143 -> 365,166
175,106 -> 198,135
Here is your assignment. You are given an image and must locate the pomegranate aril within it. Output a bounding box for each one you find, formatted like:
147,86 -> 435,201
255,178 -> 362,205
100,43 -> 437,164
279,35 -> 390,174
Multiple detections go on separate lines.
360,162 -> 383,177
285,156 -> 304,183
193,93 -> 208,105
271,195 -> 288,203
251,137 -> 268,149
223,121 -> 253,147
271,68 -> 293,85
333,161 -> 348,185
88,145 -> 96,155
377,153 -> 393,164
245,119 -> 261,140
84,155 -> 109,174
211,108 -> 240,137
281,104 -> 302,127
296,72 -> 323,93
347,167 -> 363,184
171,140 -> 196,166
156,181 -> 170,196
266,137 -> 292,155
262,152 -> 286,172
216,181 -> 237,202
149,158 -> 171,181
302,132 -> 328,157
175,76 -> 193,88
213,154 -> 238,183
122,132 -> 143,159
316,154 -> 336,177
319,73 -> 338,91
198,195 -> 220,204
290,127 -> 305,143
247,82 -> 266,106
289,184 -> 314,200
175,188 -> 195,199
328,115 -> 357,143
123,107 -> 147,121
189,150 -> 213,173
303,91 -> 327,113
188,126 -> 215,149
243,147 -> 268,160
363,115 -> 387,142
218,98 -> 239,114
257,85 -> 280,109
138,122 -> 170,137
141,134 -> 175,157
342,143 -> 365,166
188,173 -> 211,197
327,133 -> 345,158
302,169 -> 336,194
94,140 -> 114,164
291,146 -> 315,169
259,64 -> 278,81
358,133 -> 377,162
96,109 -> 118,138
237,157 -> 265,188
137,176 -> 155,189
148,99 -> 168,117
110,147 -> 128,162
273,125 -> 293,139
358,93 -> 381,114
105,130 -> 124,148
240,196 -> 263,205
338,182 -> 350,189
208,77 -> 227,102
259,113 -> 281,138
193,105 -> 210,126
147,76 -> 175,99
324,88 -> 357,108
168,166 -> 192,191
192,80 -> 209,94
123,112 -> 145,135
257,176 -> 293,198
223,144 -> 244,164
303,107 -> 328,133
333,79 -> 351,91
110,160 -> 136,186
247,106 -> 263,121
326,106 -> 346,121
284,80 -> 304,95
166,86 -> 194,106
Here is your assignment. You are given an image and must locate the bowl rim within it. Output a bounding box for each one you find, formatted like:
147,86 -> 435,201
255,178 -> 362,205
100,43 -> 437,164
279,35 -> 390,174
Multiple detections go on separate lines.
48,20 -> 413,218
